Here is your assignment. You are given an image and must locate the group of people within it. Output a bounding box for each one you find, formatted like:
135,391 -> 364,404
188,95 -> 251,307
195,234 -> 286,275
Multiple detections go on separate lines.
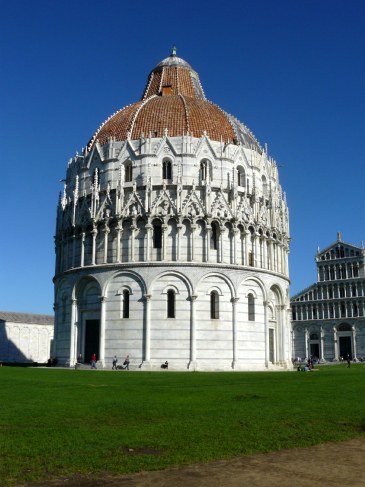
112,354 -> 130,370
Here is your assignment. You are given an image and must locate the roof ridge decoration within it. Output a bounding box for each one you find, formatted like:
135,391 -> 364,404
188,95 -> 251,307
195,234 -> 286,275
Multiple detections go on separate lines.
178,94 -> 190,133
127,95 -> 158,139
142,71 -> 154,100
87,102 -> 137,152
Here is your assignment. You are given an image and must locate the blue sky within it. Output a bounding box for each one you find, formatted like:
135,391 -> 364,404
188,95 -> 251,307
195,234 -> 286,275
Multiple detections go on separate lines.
1,0 -> 364,314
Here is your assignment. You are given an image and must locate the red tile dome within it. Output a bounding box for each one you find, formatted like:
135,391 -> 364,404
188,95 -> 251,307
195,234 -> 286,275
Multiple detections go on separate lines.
88,50 -> 261,152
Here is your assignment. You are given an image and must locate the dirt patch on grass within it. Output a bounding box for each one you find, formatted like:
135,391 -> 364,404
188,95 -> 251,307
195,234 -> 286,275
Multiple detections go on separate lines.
23,437 -> 365,487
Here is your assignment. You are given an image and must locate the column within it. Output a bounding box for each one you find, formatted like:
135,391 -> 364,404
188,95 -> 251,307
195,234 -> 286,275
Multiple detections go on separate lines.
116,225 -> 122,263
69,298 -> 77,367
333,327 -> 338,360
233,227 -> 238,265
205,225 -> 211,262
231,297 -> 239,368
130,223 -> 136,262
218,226 -> 224,263
264,300 -> 270,366
162,224 -> 168,261
352,326 -> 357,360
304,328 -> 309,359
191,224 -> 196,261
72,233 -> 76,268
319,327 -> 325,362
189,295 -> 198,369
80,232 -> 85,267
177,223 -> 182,262
144,294 -> 152,364
99,296 -> 106,366
145,223 -> 152,261
103,224 -> 110,264
91,226 -> 97,265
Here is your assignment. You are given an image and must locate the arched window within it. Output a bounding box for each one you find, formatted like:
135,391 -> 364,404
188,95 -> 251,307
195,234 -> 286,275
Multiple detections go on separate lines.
200,160 -> 207,181
210,222 -> 218,250
167,289 -> 175,318
153,221 -> 162,248
248,294 -> 255,321
125,162 -> 132,182
210,291 -> 219,319
123,290 -> 130,318
162,159 -> 172,180
339,286 -> 345,298
237,166 -> 246,187
200,159 -> 212,182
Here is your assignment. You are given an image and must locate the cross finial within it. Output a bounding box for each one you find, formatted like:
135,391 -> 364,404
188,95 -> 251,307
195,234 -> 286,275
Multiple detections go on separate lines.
171,46 -> 177,57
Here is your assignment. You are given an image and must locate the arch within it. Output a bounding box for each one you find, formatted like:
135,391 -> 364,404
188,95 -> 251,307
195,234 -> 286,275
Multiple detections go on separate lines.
161,284 -> 180,295
104,269 -> 147,297
195,271 -> 235,299
148,270 -> 193,296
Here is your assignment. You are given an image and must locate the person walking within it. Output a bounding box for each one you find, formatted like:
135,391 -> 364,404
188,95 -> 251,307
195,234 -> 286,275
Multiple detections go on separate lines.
123,354 -> 130,370
91,353 -> 97,369
347,355 -> 351,368
112,355 -> 118,370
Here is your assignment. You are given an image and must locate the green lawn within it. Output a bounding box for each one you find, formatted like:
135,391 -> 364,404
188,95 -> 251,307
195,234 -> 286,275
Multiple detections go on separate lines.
1,365 -> 364,485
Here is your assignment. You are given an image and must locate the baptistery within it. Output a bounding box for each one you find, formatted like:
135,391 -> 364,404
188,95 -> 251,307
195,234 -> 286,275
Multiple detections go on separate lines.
54,49 -> 291,370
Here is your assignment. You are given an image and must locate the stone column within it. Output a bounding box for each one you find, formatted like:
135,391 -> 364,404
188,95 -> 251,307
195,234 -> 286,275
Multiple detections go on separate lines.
99,296 -> 106,367
191,224 -> 196,261
232,297 -> 239,368
116,225 -> 122,263
162,224 -> 168,261
80,232 -> 85,267
233,227 -> 238,265
333,327 -> 338,360
352,326 -> 357,360
304,328 -> 309,360
218,226 -> 224,263
319,327 -> 325,362
189,295 -> 198,369
103,224 -> 110,264
130,222 -> 136,262
145,223 -> 152,261
91,225 -> 97,265
176,223 -> 182,262
206,225 -> 211,263
144,294 -> 152,364
69,298 -> 78,367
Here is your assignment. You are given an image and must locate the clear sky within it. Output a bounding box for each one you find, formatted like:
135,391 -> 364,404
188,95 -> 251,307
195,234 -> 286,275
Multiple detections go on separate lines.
1,0 -> 364,315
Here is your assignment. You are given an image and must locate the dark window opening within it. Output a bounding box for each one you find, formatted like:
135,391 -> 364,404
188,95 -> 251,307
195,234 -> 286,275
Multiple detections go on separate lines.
248,294 -> 255,321
163,160 -> 172,180
123,290 -> 130,318
210,291 -> 219,319
153,223 -> 162,248
167,289 -> 175,318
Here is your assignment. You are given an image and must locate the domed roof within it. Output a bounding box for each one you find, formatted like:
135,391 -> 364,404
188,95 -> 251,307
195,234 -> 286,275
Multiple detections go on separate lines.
88,49 -> 262,152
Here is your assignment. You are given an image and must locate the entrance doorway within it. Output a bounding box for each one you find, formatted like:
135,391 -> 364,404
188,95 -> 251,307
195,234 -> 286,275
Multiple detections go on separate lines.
310,343 -> 320,359
339,336 -> 352,359
84,319 -> 100,363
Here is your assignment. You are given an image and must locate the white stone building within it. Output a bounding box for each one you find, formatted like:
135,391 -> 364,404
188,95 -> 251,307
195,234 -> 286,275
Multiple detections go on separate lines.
0,311 -> 54,364
53,50 -> 291,370
291,234 -> 365,362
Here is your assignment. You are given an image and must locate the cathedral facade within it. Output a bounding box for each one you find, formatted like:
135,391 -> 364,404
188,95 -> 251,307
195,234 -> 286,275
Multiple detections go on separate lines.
291,235 -> 365,362
53,50 -> 291,370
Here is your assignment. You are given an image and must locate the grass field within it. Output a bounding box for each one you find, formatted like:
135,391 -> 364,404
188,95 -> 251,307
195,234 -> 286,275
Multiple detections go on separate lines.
1,365 -> 364,485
